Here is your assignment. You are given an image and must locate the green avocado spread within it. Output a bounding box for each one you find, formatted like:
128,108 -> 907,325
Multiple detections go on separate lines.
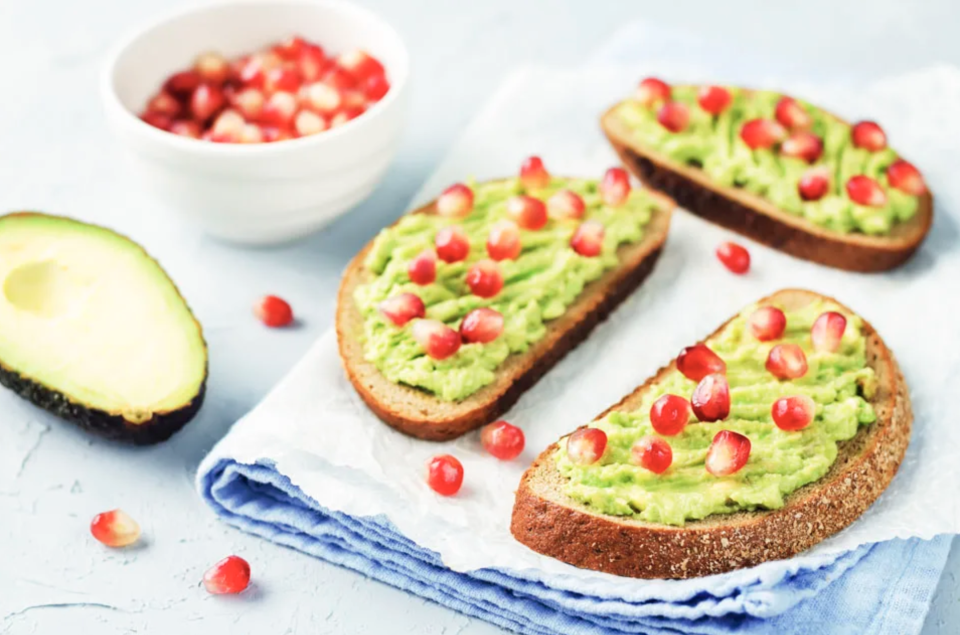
555,299 -> 878,527
612,86 -> 919,235
354,177 -> 661,402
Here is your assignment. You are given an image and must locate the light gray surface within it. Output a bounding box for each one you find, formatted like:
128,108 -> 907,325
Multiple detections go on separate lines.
0,1 -> 956,633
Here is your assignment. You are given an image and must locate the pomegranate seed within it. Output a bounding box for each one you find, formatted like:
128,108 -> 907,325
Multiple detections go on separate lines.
364,73 -> 390,100
301,82 -> 343,115
519,156 -> 551,190
412,319 -> 461,360
691,373 -> 731,422
547,189 -> 586,220
748,306 -> 787,341
435,226 -> 470,262
379,292 -> 425,326
90,509 -> 141,547
780,131 -> 823,163
297,44 -> 327,83
169,119 -> 201,138
740,119 -> 786,150
260,91 -> 298,128
262,126 -> 295,142
566,427 -> 607,466
266,66 -> 302,93
203,556 -> 251,595
716,241 -> 751,274
238,124 -> 264,144
601,167 -> 631,207
676,344 -> 726,381
774,97 -> 812,130
705,430 -> 751,476
274,35 -> 308,61
846,175 -> 887,207
195,52 -> 229,85
254,295 -> 294,327
466,259 -> 504,298
231,87 -> 265,120
337,49 -> 385,84
657,101 -> 690,133
766,343 -> 808,379
635,77 -> 671,106
460,307 -> 504,344
811,311 -> 847,353
425,455 -> 463,496
146,91 -> 181,117
330,106 -> 364,127
191,83 -> 226,122
772,395 -> 816,431
507,195 -> 548,230
487,220 -> 522,261
164,70 -> 201,97
799,166 -> 831,201
141,112 -> 172,130
294,109 -> 328,136
211,109 -> 245,138
323,66 -> 356,91
887,159 -> 927,195
697,85 -> 732,115
341,90 -> 367,110
239,57 -> 267,89
480,420 -> 524,460
851,121 -> 887,152
631,436 -> 673,474
571,220 -> 605,257
649,394 -> 691,436
436,183 -> 474,217
407,249 -> 437,285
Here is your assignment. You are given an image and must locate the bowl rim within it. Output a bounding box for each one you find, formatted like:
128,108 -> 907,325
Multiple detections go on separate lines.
100,0 -> 410,156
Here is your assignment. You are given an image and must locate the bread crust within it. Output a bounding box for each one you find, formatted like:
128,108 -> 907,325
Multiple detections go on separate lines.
336,182 -> 675,441
510,289 -> 911,579
601,96 -> 933,273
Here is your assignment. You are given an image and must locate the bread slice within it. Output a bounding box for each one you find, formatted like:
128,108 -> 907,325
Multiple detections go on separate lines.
511,289 -> 911,579
602,91 -> 934,273
336,182 -> 675,441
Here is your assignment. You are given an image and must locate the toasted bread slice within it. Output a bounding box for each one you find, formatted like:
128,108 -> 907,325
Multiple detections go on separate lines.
602,91 -> 933,273
511,289 -> 911,579
336,182 -> 674,441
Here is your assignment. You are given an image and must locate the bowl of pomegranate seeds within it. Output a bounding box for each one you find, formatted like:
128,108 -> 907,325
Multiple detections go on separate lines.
101,0 -> 409,244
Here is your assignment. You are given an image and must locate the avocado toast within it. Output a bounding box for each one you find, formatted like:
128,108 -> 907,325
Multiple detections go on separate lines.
511,289 -> 910,578
602,80 -> 933,272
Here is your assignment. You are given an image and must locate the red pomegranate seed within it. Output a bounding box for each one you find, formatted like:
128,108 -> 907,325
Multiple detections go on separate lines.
781,131 -> 823,163
435,225 -> 470,262
407,249 -> 437,285
146,91 -> 181,117
436,183 -> 474,217
716,241 -> 750,274
635,77 -> 671,106
547,189 -> 586,220
238,57 -> 267,89
748,306 -> 787,341
480,420 -> 525,460
519,156 -> 551,190
631,436 -> 673,474
740,118 -> 786,150
774,97 -> 812,130
195,52 -> 229,85
191,84 -> 226,122
364,73 -> 390,101
851,121 -> 887,152
460,307 -> 504,344
601,167 -> 631,207
571,220 -> 605,257
297,44 -> 327,83
846,175 -> 887,207
772,395 -> 816,431
341,90 -> 367,110
487,220 -> 522,261
466,259 -> 504,298
90,509 -> 141,547
164,70 -> 201,97
294,109 -> 328,136
231,87 -> 265,120
657,101 -> 690,133
203,556 -> 251,595
330,106 -> 364,127
141,112 -> 172,130
799,166 -> 831,201
887,159 -> 927,195
169,119 -> 201,138
211,109 -> 245,138
691,373 -> 731,422
566,427 -> 607,465
811,311 -> 847,353
507,195 -> 548,230
705,430 -> 751,476
676,344 -> 726,381
238,124 -> 264,144
254,295 -> 294,327
412,319 -> 461,360
425,455 -> 463,496
301,82 -> 343,115
262,126 -> 295,143
274,35 -> 308,61
337,49 -> 385,84
649,394 -> 691,436
379,292 -> 425,326
697,85 -> 732,115
260,91 -> 298,128
323,66 -> 356,91
266,66 -> 302,93
766,343 -> 808,379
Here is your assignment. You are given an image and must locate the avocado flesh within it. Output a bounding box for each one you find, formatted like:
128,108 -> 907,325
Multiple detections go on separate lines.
0,213 -> 207,443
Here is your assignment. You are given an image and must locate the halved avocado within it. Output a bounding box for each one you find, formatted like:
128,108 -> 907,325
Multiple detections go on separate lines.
0,213 -> 207,444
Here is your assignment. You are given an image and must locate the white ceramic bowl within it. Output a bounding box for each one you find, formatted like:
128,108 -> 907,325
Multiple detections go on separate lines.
101,0 -> 409,245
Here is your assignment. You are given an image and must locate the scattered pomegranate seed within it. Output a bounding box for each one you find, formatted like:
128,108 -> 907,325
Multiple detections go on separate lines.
141,112 -> 173,130
691,373 -> 731,422
781,131 -> 823,163
426,455 -> 464,496
546,189 -> 586,220
412,319 -> 461,360
301,82 -> 343,115
238,123 -> 264,144
774,97 -> 812,130
657,101 -> 690,133
716,241 -> 751,274
507,195 -> 548,230
799,166 -> 831,201
337,49 -> 385,84
435,226 -> 470,262
231,87 -> 265,120
341,90 -> 367,110
169,119 -> 202,138
436,183 -> 474,217
460,307 -> 504,344
190,84 -> 226,122
566,427 -> 608,465
364,74 -> 390,101
294,109 -> 328,136
748,306 -> 787,342
851,121 -> 887,152
379,292 -> 425,326
238,56 -> 268,89
480,420 -> 525,460
407,249 -> 437,285
211,109 -> 245,138
265,66 -> 302,93
766,343 -> 808,379
146,91 -> 181,117
466,259 -> 504,298
330,106 -> 364,127
195,52 -> 229,85
846,175 -> 887,207
740,119 -> 786,150
571,220 -> 605,257
520,156 -> 551,190
649,394 -> 691,436
887,159 -> 927,195
772,395 -> 816,431
676,344 -> 726,381
274,35 -> 308,61
254,295 -> 294,327
260,91 -> 298,128
632,436 -> 673,474
323,66 -> 357,90
697,85 -> 733,115
811,311 -> 847,353
705,430 -> 751,476
164,70 -> 201,97
262,126 -> 295,142
203,556 -> 251,595
487,220 -> 522,261
635,77 -> 671,106
297,45 -> 327,83
90,509 -> 141,548
601,167 -> 631,207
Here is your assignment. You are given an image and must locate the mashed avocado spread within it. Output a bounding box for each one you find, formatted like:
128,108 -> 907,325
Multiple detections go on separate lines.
555,299 -> 877,527
354,177 -> 660,402
612,86 -> 919,235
